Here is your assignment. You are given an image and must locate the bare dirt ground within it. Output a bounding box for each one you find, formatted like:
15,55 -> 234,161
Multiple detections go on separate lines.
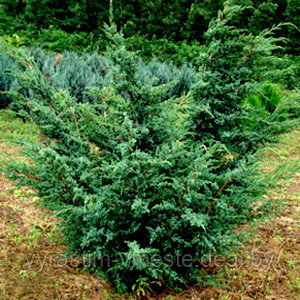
0,111 -> 299,299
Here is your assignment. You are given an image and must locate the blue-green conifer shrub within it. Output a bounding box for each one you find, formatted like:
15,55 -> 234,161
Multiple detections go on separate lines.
2,7 -> 291,294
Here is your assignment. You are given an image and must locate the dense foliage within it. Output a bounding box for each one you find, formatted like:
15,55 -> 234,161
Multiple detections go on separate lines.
1,1 -> 298,294
0,45 -> 196,110
190,5 -> 292,155
0,45 -> 19,108
0,0 -> 299,56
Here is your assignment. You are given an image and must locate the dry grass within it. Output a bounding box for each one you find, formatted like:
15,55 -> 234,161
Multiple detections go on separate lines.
0,110 -> 299,299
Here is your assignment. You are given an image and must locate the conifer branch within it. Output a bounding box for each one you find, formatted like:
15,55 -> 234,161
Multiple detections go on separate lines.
206,176 -> 236,215
58,172 -> 74,200
67,105 -> 79,133
15,169 -> 42,181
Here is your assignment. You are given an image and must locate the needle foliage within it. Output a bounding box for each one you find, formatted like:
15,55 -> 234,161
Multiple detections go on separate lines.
2,3 -> 297,294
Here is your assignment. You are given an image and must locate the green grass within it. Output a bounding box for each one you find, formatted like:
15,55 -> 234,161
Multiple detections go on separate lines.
0,109 -> 40,143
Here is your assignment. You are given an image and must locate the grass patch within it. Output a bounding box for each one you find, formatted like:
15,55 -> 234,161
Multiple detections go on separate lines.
0,109 -> 40,143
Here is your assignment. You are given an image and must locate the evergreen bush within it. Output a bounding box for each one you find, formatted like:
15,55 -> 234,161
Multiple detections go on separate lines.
190,3 -> 292,155
0,44 -> 22,109
125,35 -> 207,65
2,0 -> 297,54
0,41 -> 197,111
2,3 -> 297,294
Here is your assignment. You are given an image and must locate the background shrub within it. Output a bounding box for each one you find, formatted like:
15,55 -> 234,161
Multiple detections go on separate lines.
0,42 -> 197,113
0,45 -> 21,109
1,0 -> 298,56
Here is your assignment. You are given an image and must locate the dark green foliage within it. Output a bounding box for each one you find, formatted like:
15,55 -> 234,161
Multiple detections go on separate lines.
25,28 -> 100,53
249,1 -> 279,35
284,0 -> 300,53
0,0 -> 108,35
0,0 -> 218,44
190,3 -> 292,155
1,0 -> 298,56
125,36 -> 207,65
